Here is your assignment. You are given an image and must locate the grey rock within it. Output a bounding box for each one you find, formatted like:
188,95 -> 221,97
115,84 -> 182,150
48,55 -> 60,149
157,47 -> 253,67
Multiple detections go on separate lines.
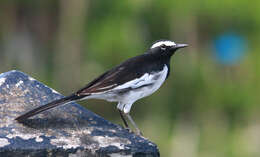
0,70 -> 159,157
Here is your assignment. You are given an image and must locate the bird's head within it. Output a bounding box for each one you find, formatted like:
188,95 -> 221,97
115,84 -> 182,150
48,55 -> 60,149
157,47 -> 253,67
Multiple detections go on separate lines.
149,40 -> 188,57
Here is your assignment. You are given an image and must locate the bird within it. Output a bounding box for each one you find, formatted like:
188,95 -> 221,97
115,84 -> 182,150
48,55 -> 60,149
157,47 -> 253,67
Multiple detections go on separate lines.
15,40 -> 188,135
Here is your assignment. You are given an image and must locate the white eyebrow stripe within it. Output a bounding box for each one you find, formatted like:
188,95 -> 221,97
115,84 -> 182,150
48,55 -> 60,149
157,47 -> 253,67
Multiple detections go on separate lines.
151,41 -> 176,49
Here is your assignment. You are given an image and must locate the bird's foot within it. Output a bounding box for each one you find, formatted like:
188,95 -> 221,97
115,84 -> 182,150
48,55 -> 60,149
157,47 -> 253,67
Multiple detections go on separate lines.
135,129 -> 143,136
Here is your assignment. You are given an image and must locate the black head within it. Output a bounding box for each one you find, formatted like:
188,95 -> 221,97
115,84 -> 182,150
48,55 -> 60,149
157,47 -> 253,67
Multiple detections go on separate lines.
149,40 -> 188,57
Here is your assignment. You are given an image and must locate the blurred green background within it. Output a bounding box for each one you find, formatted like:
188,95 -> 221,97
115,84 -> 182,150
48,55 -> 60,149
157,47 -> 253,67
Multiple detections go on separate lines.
1,0 -> 260,156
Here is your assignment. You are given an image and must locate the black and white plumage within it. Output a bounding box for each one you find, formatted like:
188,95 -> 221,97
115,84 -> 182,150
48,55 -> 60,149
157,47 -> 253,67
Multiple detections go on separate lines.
15,40 -> 188,135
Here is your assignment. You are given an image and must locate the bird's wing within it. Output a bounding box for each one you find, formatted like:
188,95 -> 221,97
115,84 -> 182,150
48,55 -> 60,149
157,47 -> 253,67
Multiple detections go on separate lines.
76,54 -> 159,95
76,67 -> 144,94
112,73 -> 155,90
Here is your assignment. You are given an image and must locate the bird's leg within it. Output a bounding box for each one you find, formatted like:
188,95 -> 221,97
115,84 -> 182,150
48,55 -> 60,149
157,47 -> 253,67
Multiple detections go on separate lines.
118,109 -> 129,128
125,113 -> 143,136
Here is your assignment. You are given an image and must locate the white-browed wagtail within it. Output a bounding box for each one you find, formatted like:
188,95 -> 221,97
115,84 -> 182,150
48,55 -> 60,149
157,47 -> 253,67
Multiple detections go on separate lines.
16,40 -> 188,135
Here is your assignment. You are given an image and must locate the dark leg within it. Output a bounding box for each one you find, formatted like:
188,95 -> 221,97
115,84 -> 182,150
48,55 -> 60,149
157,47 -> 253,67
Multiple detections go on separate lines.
118,109 -> 129,128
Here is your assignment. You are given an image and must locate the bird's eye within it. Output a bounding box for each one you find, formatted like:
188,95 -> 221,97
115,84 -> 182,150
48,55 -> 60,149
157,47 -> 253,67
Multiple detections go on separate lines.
161,44 -> 167,50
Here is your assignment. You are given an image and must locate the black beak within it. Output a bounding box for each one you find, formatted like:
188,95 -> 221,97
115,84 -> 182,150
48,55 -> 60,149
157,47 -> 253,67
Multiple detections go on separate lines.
175,43 -> 188,49
169,43 -> 188,51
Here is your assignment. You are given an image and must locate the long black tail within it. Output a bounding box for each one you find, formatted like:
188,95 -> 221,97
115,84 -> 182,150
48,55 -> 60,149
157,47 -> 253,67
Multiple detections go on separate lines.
15,94 -> 84,122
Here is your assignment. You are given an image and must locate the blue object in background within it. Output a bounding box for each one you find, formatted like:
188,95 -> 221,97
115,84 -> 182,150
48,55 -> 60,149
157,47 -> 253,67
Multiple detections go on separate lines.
213,33 -> 247,65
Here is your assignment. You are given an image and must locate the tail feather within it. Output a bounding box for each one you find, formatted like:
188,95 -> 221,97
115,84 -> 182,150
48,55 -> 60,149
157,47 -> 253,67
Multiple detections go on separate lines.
15,94 -> 83,122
